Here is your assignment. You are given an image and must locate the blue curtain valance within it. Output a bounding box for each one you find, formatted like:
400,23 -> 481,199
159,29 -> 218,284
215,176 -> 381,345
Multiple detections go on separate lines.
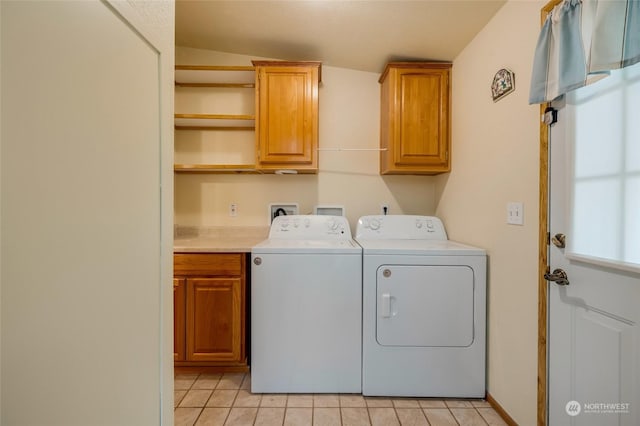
529,0 -> 640,104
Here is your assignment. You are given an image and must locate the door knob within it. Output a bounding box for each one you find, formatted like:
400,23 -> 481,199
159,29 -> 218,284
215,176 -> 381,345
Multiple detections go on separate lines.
544,268 -> 570,285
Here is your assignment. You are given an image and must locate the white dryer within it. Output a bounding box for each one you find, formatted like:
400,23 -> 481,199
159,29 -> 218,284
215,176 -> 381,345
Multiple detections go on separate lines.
251,215 -> 362,393
356,215 -> 486,398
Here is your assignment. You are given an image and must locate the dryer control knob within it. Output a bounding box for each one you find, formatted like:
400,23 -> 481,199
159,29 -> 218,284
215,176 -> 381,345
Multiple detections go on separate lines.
370,219 -> 381,230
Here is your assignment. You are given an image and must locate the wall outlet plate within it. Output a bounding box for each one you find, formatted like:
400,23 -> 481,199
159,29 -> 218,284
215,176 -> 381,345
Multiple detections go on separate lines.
268,203 -> 299,223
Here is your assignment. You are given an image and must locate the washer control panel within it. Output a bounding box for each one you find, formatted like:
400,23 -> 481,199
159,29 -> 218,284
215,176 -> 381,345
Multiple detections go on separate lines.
355,215 -> 447,240
269,215 -> 352,240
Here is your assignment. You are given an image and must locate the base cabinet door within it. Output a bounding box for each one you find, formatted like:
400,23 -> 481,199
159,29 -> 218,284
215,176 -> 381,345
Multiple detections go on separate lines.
174,278 -> 186,361
186,278 -> 242,362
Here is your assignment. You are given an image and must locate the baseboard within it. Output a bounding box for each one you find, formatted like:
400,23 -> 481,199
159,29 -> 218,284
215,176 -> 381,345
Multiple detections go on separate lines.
486,392 -> 519,426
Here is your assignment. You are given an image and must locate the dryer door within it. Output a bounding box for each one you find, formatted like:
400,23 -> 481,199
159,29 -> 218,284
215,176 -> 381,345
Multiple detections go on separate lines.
376,265 -> 474,347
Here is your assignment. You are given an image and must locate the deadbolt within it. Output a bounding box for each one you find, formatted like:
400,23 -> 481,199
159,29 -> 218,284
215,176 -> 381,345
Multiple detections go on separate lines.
544,268 -> 570,286
551,233 -> 566,248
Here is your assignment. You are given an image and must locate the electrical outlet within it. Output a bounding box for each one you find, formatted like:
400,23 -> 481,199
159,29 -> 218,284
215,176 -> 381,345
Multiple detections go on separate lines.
507,202 -> 524,225
230,203 -> 238,217
380,204 -> 389,215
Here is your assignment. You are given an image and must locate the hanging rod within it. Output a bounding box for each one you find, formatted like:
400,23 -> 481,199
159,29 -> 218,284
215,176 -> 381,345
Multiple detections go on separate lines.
317,147 -> 388,152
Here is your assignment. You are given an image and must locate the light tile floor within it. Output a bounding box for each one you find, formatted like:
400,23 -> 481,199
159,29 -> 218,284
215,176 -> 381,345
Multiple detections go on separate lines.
175,372 -> 508,426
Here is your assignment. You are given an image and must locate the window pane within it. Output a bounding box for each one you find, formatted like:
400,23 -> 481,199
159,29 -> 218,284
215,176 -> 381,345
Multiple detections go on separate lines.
570,89 -> 622,178
572,179 -> 621,260
625,65 -> 640,173
625,177 -> 640,264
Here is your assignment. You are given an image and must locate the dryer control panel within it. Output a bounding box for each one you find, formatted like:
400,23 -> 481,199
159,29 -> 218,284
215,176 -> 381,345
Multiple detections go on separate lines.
269,215 -> 352,240
355,215 -> 447,240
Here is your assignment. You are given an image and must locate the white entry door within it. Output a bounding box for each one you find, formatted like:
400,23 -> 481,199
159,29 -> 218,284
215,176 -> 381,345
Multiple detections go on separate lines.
547,63 -> 640,425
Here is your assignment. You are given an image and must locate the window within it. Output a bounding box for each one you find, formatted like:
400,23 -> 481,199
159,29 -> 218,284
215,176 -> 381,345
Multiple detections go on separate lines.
566,61 -> 640,267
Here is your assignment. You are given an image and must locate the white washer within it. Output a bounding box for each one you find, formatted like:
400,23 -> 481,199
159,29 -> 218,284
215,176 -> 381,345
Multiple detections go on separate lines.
251,215 -> 362,393
356,215 -> 486,397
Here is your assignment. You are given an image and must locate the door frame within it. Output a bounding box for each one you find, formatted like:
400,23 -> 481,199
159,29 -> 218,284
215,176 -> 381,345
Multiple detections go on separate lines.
537,1 -> 563,425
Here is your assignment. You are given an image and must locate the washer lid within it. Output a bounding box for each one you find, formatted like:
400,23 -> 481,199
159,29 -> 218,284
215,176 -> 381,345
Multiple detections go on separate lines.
252,238 -> 361,254
355,239 -> 486,256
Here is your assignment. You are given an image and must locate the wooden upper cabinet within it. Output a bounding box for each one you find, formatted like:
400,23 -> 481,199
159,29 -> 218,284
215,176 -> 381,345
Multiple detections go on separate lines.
379,62 -> 452,175
252,61 -> 321,173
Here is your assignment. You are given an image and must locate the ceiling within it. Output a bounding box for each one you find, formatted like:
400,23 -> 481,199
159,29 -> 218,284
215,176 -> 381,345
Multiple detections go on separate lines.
175,0 -> 507,74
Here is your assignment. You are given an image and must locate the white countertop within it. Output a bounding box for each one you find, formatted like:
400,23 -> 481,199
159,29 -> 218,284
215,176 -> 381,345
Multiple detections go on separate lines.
173,226 -> 269,253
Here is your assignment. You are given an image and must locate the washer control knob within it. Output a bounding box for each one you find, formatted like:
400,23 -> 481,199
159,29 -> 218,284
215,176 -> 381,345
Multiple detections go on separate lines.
369,219 -> 381,230
253,257 -> 262,266
326,218 -> 338,230
416,220 -> 423,229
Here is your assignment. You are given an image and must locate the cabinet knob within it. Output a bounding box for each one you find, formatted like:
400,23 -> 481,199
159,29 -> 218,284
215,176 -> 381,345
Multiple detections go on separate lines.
253,257 -> 262,266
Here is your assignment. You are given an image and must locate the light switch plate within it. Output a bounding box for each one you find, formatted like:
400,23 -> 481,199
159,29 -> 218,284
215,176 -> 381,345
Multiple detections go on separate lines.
507,202 -> 524,225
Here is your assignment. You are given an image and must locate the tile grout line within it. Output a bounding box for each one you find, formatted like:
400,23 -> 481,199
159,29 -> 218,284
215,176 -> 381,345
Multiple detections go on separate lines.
187,372 -> 204,426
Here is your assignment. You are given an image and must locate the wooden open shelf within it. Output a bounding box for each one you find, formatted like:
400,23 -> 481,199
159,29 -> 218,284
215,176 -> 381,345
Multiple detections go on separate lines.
175,65 -> 255,88
174,164 -> 258,173
174,114 -> 255,130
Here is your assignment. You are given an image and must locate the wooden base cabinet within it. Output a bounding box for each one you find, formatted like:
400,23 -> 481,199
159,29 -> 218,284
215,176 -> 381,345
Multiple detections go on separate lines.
173,253 -> 247,371
379,62 -> 452,175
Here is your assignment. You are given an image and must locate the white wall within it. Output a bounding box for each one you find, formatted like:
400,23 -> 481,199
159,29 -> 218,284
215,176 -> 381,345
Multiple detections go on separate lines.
1,1 -> 174,423
437,1 -> 544,424
0,2 -> 3,419
175,47 -> 437,230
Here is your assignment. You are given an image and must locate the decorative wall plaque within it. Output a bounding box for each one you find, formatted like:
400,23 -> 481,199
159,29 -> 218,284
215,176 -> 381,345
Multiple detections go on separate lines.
491,68 -> 515,102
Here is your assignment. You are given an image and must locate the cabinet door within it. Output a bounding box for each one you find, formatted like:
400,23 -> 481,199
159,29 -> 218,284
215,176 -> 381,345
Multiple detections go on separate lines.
255,64 -> 319,171
381,65 -> 451,174
173,278 -> 186,361
186,278 -> 243,362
